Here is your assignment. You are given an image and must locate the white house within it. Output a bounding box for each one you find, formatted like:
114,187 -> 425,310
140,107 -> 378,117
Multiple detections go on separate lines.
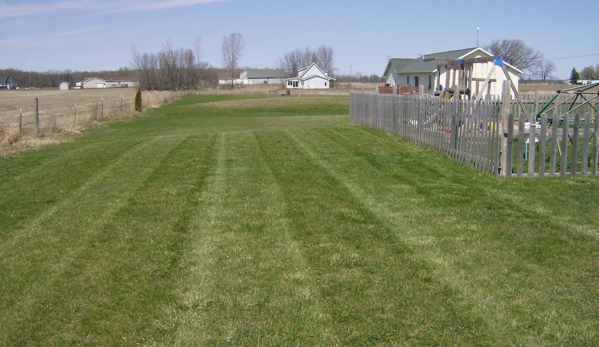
77,77 -> 138,89
79,77 -> 106,89
240,69 -> 287,85
285,63 -> 335,89
383,47 -> 522,99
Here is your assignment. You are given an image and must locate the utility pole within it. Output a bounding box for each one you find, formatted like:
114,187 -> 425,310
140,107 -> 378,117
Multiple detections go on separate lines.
349,65 -> 352,87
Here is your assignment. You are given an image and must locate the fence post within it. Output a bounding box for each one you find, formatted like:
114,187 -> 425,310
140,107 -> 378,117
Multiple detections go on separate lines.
500,80 -> 510,176
19,108 -> 22,138
35,98 -> 39,137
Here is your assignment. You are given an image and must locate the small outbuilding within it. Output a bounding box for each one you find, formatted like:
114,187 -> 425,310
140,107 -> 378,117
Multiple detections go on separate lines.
59,82 -> 70,91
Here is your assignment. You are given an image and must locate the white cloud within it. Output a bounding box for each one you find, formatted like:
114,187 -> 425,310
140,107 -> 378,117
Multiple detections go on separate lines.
0,26 -> 106,47
0,0 -> 230,19
123,0 -> 230,11
0,1 -> 97,19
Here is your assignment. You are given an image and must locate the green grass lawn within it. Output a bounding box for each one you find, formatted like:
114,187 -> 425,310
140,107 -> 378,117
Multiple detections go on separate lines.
0,94 -> 598,346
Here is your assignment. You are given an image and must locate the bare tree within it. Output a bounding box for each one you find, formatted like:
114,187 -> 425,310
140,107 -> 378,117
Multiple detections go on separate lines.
158,39 -> 180,90
314,45 -> 335,75
484,39 -> 544,78
580,64 -> 599,80
221,33 -> 245,86
535,60 -> 557,81
278,45 -> 335,76
132,37 -> 211,90
193,35 -> 205,87
132,45 -> 159,90
277,48 -> 307,76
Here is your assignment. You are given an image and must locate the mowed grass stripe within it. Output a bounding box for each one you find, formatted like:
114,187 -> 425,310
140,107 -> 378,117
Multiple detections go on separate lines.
0,135 -> 194,344
175,131 -> 327,345
0,138 -> 143,235
37,134 -> 220,346
294,126 -> 599,345
253,130 -> 491,345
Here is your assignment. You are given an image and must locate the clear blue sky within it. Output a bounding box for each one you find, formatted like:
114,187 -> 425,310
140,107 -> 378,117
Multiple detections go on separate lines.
2,0 -> 598,79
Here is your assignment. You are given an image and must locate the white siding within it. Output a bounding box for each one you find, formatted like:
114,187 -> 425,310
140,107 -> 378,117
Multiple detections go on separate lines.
81,78 -> 106,89
302,76 -> 330,89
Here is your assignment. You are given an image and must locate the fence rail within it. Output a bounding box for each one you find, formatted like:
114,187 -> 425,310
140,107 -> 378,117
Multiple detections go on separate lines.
350,90 -> 598,178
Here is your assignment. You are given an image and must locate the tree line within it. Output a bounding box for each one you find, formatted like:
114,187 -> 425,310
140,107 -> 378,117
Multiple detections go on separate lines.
131,36 -> 209,91
0,68 -> 136,89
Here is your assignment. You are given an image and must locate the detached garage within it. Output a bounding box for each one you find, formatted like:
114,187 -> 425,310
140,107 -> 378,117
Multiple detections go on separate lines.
80,77 -> 106,89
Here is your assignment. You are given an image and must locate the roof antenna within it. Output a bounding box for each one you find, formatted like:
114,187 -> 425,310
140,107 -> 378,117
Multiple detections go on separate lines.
477,27 -> 480,47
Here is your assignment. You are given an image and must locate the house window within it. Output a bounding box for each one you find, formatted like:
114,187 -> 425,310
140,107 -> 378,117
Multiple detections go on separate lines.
428,76 -> 432,89
325,82 -> 327,87
414,76 -> 419,87
407,76 -> 409,85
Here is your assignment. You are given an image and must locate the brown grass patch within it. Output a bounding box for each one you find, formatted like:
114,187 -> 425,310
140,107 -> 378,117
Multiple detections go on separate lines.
0,88 -> 190,157
519,83 -> 599,95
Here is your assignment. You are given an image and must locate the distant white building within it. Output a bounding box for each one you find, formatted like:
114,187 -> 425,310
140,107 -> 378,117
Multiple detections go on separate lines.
285,63 -> 335,89
79,77 -> 106,89
105,77 -> 138,88
76,77 -> 138,89
59,82 -> 70,90
240,68 -> 287,85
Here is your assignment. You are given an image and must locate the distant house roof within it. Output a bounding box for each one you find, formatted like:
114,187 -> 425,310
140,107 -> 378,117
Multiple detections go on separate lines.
0,76 -> 18,89
242,68 -> 287,79
81,77 -> 106,83
383,47 -> 523,77
105,77 -> 137,82
289,62 -> 336,82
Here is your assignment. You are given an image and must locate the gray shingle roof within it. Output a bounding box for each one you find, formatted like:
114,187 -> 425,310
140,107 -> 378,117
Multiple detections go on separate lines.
385,47 -> 485,76
245,69 -> 287,79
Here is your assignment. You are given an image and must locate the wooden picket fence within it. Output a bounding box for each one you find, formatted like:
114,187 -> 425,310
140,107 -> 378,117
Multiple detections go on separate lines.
350,90 -> 599,177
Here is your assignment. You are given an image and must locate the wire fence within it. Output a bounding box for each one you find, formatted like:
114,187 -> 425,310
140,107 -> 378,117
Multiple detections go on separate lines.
0,90 -> 188,156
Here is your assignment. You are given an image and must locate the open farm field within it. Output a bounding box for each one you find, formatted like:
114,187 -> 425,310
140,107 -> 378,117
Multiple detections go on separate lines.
0,88 -> 187,156
520,83 -> 599,95
0,94 -> 598,346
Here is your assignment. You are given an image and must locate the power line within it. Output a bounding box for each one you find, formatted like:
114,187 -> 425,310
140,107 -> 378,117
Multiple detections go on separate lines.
548,52 -> 599,60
